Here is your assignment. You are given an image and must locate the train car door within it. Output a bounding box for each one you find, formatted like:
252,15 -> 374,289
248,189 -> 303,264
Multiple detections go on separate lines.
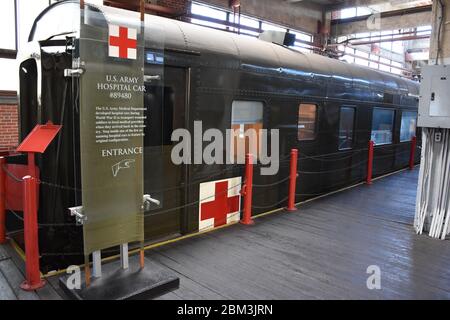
143,66 -> 187,242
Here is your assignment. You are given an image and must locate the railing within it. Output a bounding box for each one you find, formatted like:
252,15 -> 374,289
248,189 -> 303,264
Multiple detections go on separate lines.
241,136 -> 418,215
0,136 -> 419,288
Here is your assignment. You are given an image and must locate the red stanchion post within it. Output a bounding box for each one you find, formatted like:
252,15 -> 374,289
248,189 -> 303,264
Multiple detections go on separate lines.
20,175 -> 45,291
409,136 -> 417,170
240,153 -> 254,226
287,149 -> 298,211
0,157 -> 6,244
366,140 -> 374,185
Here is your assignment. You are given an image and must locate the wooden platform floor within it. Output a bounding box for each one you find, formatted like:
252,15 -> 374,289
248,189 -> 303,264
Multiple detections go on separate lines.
2,167 -> 450,299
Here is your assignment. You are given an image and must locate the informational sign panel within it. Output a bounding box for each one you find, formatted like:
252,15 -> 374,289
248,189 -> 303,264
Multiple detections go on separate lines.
78,4 -> 145,255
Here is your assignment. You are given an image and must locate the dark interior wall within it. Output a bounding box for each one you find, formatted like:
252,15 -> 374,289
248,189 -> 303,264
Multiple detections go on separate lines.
151,0 -> 191,13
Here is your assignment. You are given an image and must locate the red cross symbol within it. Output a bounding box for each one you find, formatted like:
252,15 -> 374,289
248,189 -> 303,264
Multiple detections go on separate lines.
200,181 -> 240,228
109,26 -> 137,59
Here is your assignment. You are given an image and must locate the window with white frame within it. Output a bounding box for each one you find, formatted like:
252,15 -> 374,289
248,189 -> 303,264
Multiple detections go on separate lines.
340,7 -> 357,19
0,0 -> 53,92
237,16 -> 259,36
191,2 -> 227,30
338,28 -> 409,76
369,54 -> 379,69
0,0 -> 17,52
416,25 -> 431,35
333,6 -> 373,19
190,1 -> 314,52
17,0 -> 53,47
356,7 -> 372,16
355,50 -> 369,66
261,22 -> 286,33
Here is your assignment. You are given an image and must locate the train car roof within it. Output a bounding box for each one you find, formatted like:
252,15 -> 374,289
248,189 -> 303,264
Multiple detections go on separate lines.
28,0 -> 419,98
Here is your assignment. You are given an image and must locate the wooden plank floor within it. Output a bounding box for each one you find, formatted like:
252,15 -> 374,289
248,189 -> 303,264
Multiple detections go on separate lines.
151,168 -> 450,300
1,167 -> 450,299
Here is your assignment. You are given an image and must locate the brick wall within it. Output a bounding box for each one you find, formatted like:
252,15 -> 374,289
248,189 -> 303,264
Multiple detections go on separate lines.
156,0 -> 189,13
0,105 -> 19,151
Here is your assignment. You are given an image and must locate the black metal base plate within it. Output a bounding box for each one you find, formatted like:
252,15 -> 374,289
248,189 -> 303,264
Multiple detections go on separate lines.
59,255 -> 179,300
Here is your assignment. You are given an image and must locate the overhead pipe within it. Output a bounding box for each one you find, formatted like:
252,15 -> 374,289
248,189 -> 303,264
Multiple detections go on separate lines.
330,5 -> 432,25
348,34 -> 430,47
332,30 -> 431,47
332,50 -> 413,77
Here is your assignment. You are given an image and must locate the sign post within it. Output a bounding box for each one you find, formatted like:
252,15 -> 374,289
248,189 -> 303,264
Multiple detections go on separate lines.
59,1 -> 179,300
16,122 -> 62,291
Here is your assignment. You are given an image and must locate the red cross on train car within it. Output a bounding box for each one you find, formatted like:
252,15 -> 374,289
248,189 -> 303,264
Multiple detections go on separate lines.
199,177 -> 242,231
109,25 -> 137,60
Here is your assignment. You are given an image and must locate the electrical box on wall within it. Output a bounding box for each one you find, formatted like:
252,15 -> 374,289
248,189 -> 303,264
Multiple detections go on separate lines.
418,64 -> 450,129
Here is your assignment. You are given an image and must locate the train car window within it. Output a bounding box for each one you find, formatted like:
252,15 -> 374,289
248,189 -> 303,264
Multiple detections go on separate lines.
338,107 -> 355,150
371,108 -> 395,145
231,101 -> 263,161
400,111 -> 417,142
298,104 -> 317,141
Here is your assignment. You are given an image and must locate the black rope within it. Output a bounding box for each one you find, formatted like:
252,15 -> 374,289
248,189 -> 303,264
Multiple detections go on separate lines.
253,176 -> 291,188
373,149 -> 411,160
252,197 -> 289,210
1,164 -> 23,183
298,160 -> 367,174
5,200 -> 77,228
39,180 -> 80,192
6,229 -> 25,237
298,148 -> 366,162
144,182 -> 242,218
6,206 -> 24,222
144,164 -> 245,195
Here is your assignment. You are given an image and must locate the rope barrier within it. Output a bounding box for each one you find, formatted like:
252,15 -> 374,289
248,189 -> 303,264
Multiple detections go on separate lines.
6,204 -> 24,222
298,148 -> 366,162
1,145 -> 416,195
6,229 -> 25,237
142,153 -> 293,195
1,143 -> 417,233
1,164 -> 23,183
38,211 -> 244,257
297,160 -> 367,175
253,176 -> 290,188
252,197 -> 289,210
143,182 -> 243,218
296,140 -> 416,163
5,199 -> 77,228
144,163 -> 247,195
296,178 -> 365,198
3,141 -> 418,261
39,180 -> 80,192
2,164 -> 81,192
373,149 -> 412,160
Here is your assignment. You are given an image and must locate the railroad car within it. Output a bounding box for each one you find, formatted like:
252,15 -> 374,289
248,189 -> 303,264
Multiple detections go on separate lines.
7,0 -> 420,271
